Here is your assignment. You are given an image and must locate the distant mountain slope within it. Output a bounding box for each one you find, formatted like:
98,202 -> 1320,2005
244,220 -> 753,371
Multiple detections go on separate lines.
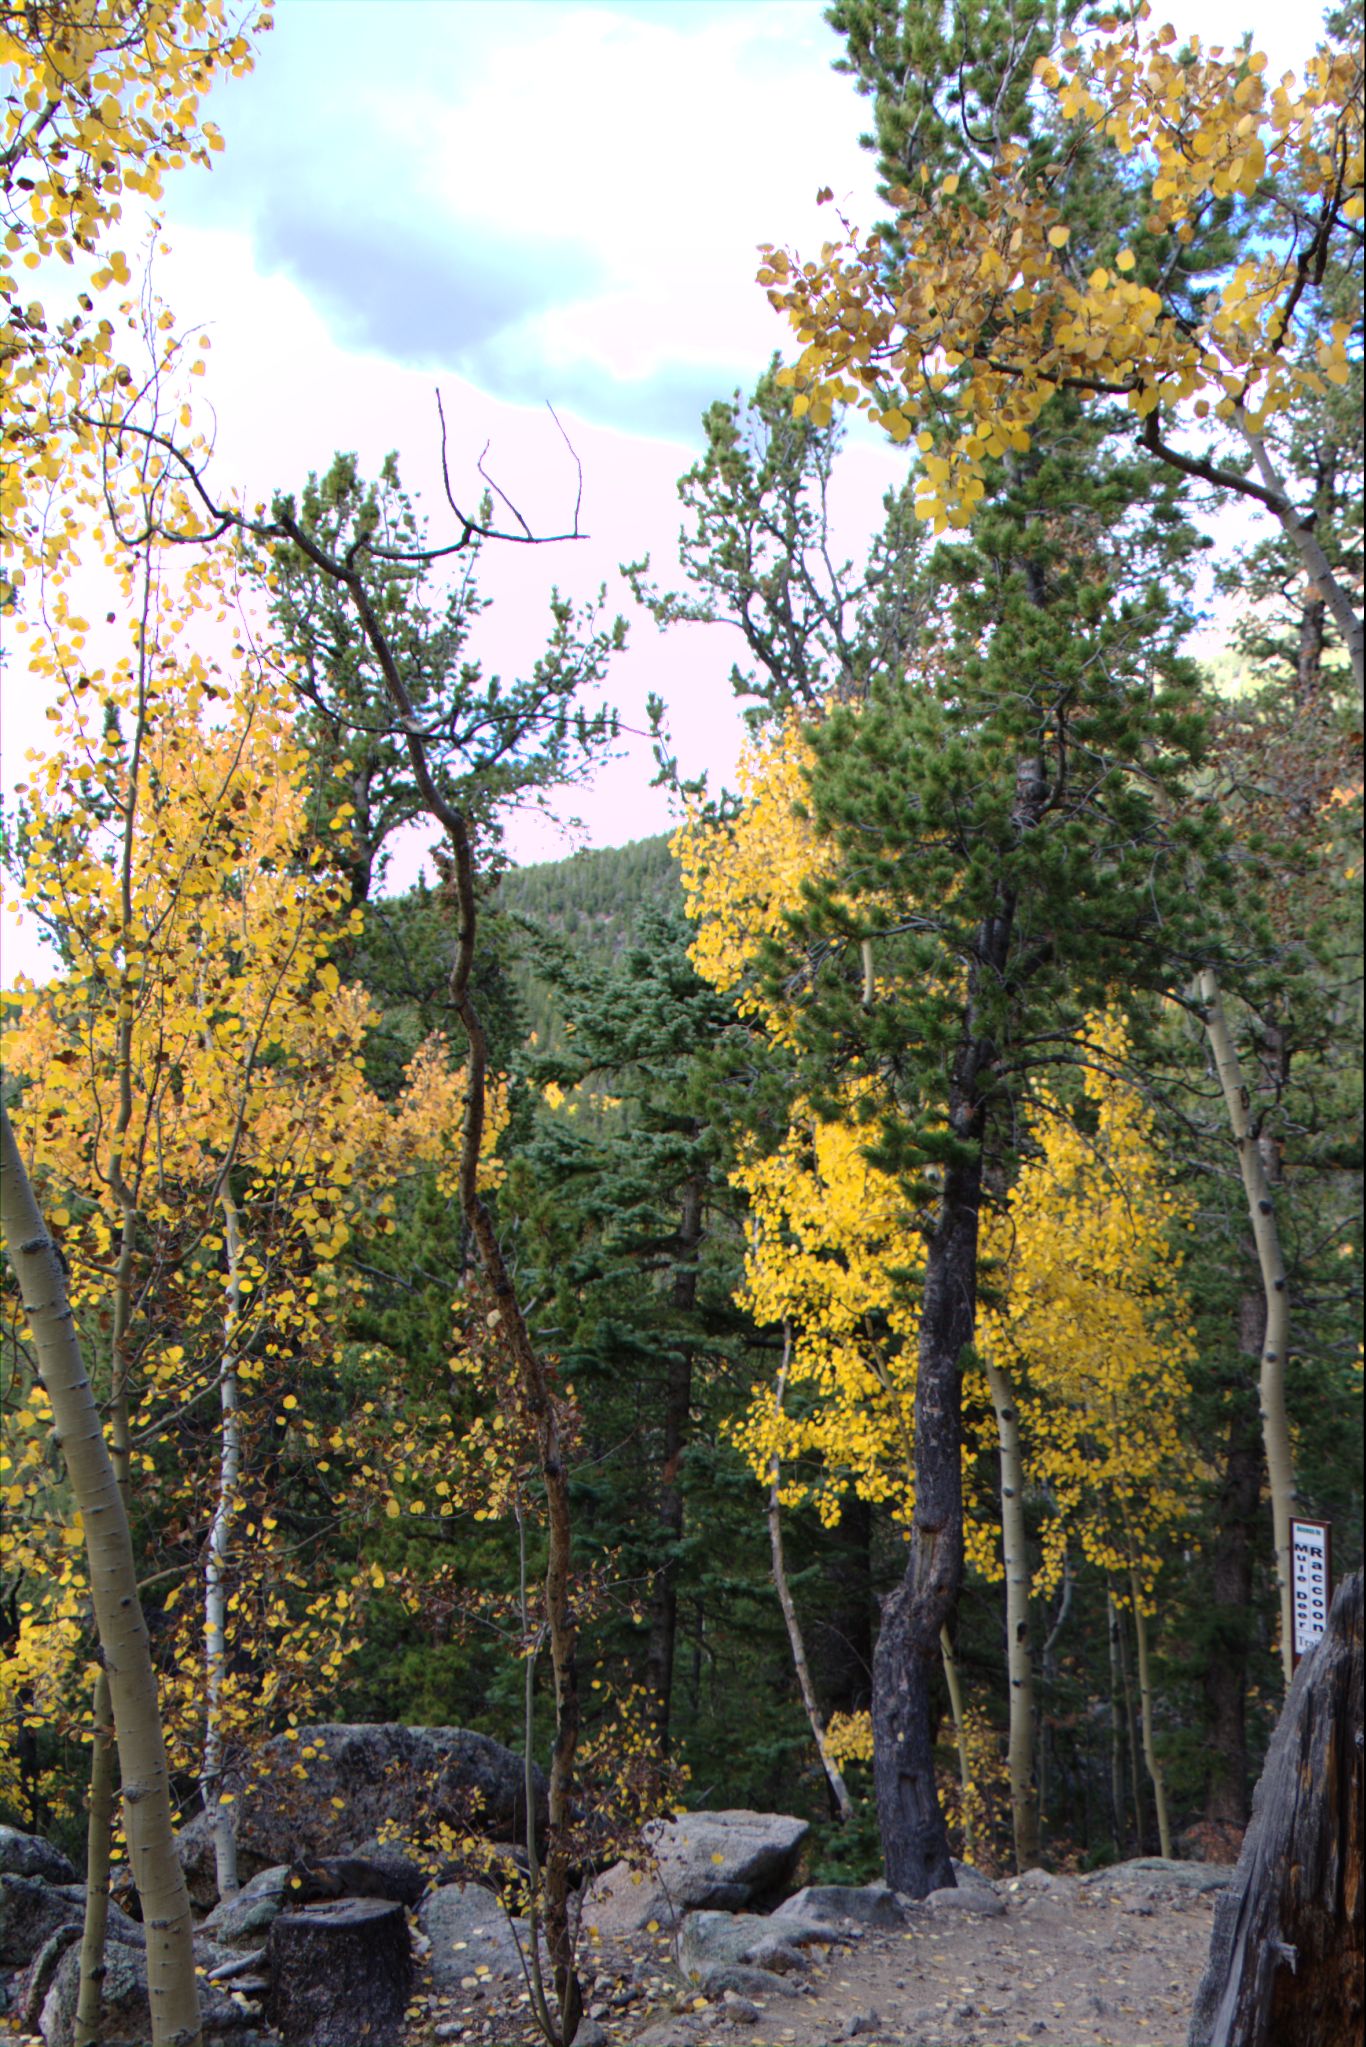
494,833 -> 685,1048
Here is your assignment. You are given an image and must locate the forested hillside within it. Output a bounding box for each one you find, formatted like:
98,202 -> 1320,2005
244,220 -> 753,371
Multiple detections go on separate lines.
0,5 -> 1361,2046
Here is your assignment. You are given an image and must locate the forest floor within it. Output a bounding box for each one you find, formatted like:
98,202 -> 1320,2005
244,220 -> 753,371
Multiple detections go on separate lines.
409,1874 -> 1218,2047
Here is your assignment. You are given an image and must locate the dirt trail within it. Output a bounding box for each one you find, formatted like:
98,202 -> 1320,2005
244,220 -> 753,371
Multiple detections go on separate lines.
412,1869 -> 1220,2047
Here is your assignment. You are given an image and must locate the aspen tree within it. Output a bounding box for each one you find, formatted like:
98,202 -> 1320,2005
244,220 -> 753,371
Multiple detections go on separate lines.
0,1104 -> 202,2047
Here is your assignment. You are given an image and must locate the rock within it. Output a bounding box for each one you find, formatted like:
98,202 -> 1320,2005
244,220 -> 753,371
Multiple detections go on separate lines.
1006,1866 -> 1080,1901
775,1882 -> 904,1929
0,1830 -> 77,1886
0,1878 -> 144,1969
693,1963 -> 800,2000
199,1865 -> 292,1949
722,1993 -> 761,2024
575,2022 -> 611,2047
177,1723 -> 544,1906
924,1883 -> 1005,1918
290,1847 -> 427,1906
1079,1857 -> 1232,1908
419,1880 -> 527,1991
677,1908 -> 837,1992
586,1811 -> 809,1933
264,1896 -> 412,2047
950,1858 -> 999,1898
16,1927 -> 80,2033
38,1938 -> 254,2047
637,2018 -> 705,2046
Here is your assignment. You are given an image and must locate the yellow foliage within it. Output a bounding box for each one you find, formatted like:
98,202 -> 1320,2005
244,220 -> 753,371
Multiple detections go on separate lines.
759,6 -> 1362,528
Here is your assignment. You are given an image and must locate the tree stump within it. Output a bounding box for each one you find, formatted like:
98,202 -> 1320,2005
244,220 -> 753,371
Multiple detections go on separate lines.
1188,1569 -> 1363,2047
265,1896 -> 412,2046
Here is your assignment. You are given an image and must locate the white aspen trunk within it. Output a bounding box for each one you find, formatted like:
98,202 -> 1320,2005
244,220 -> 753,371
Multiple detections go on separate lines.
1,1105 -> 201,2047
938,1624 -> 976,1866
1239,424 -> 1364,689
1106,1589 -> 1127,1851
769,1337 -> 855,1822
1129,1573 -> 1173,1861
1199,968 -> 1298,1686
74,1670 -> 116,2047
985,1357 -> 1040,1870
200,1187 -> 243,1901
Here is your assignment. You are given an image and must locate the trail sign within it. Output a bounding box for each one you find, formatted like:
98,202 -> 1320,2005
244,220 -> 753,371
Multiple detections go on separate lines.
1290,1518 -> 1332,1667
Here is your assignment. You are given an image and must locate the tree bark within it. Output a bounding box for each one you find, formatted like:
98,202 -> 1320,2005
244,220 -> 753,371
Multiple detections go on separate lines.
1107,1588 -> 1128,1854
938,1623 -> 976,1866
1188,1571 -> 1363,2047
1199,969 -> 1297,1687
1130,1576 -> 1173,1861
201,1187 -> 244,1902
0,1104 -> 201,2047
985,1356 -> 1039,1871
872,1145 -> 980,1896
74,1669 -> 116,2047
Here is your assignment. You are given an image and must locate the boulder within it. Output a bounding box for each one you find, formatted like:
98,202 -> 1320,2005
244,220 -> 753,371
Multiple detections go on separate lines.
676,1906 -> 845,1993
951,1857 -> 1000,1897
198,1864 -> 292,1949
265,1896 -> 412,2047
0,1830 -> 77,1886
176,1723 -> 544,1906
38,1938 -> 254,2047
291,1848 -> 427,1907
924,1884 -> 1005,1918
0,1878 -> 143,1969
1079,1857 -> 1231,1909
419,1881 -> 527,1991
775,1882 -> 905,1929
585,1810 -> 810,1933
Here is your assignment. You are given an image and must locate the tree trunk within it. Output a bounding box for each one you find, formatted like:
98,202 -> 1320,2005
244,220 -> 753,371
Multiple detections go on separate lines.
0,1104 -> 201,2047
1188,1571 -> 1363,2047
938,1623 -> 976,1866
200,1187 -> 244,1902
1113,1590 -> 1148,1853
645,1171 -> 701,1749
1108,1588 -> 1128,1854
872,1148 -> 980,1896
985,1356 -> 1039,1871
1203,1373 -> 1263,1832
1130,1576 -> 1173,1861
1199,969 -> 1297,1687
74,1669 -> 116,2047
265,1898 -> 412,2047
1037,1551 -> 1073,1850
768,1338 -> 855,1823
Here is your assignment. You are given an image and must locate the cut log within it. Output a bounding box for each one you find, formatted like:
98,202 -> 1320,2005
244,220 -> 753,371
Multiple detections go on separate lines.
265,1896 -> 412,2046
1188,1569 -> 1363,2047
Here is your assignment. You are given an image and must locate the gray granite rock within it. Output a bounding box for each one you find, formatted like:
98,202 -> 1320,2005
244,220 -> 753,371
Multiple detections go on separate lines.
177,1723 -> 543,1907
586,1811 -> 810,1934
0,1830 -> 77,1886
0,1878 -> 143,1969
38,1938 -> 254,2047
774,1882 -> 903,1929
419,1881 -> 528,1991
677,1907 -> 835,1989
924,1883 -> 1005,1918
1079,1857 -> 1231,1907
199,1865 -> 292,1949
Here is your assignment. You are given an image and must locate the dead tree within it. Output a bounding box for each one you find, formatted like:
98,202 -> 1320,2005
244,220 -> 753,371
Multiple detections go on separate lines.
1188,1569 -> 1363,2047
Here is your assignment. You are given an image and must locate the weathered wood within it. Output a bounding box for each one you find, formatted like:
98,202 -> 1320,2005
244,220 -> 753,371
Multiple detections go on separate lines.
265,1897 -> 412,2047
1188,1569 -> 1363,2047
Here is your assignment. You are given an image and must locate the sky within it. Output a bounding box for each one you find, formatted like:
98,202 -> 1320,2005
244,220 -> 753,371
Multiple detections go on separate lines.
0,0 -> 1328,981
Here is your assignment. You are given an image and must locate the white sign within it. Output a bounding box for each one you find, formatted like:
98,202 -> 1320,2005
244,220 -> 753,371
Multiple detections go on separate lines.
1291,1519 -> 1331,1664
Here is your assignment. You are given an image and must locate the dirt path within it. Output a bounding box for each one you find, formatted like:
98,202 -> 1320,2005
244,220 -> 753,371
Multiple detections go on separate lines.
412,1870 -> 1220,2047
